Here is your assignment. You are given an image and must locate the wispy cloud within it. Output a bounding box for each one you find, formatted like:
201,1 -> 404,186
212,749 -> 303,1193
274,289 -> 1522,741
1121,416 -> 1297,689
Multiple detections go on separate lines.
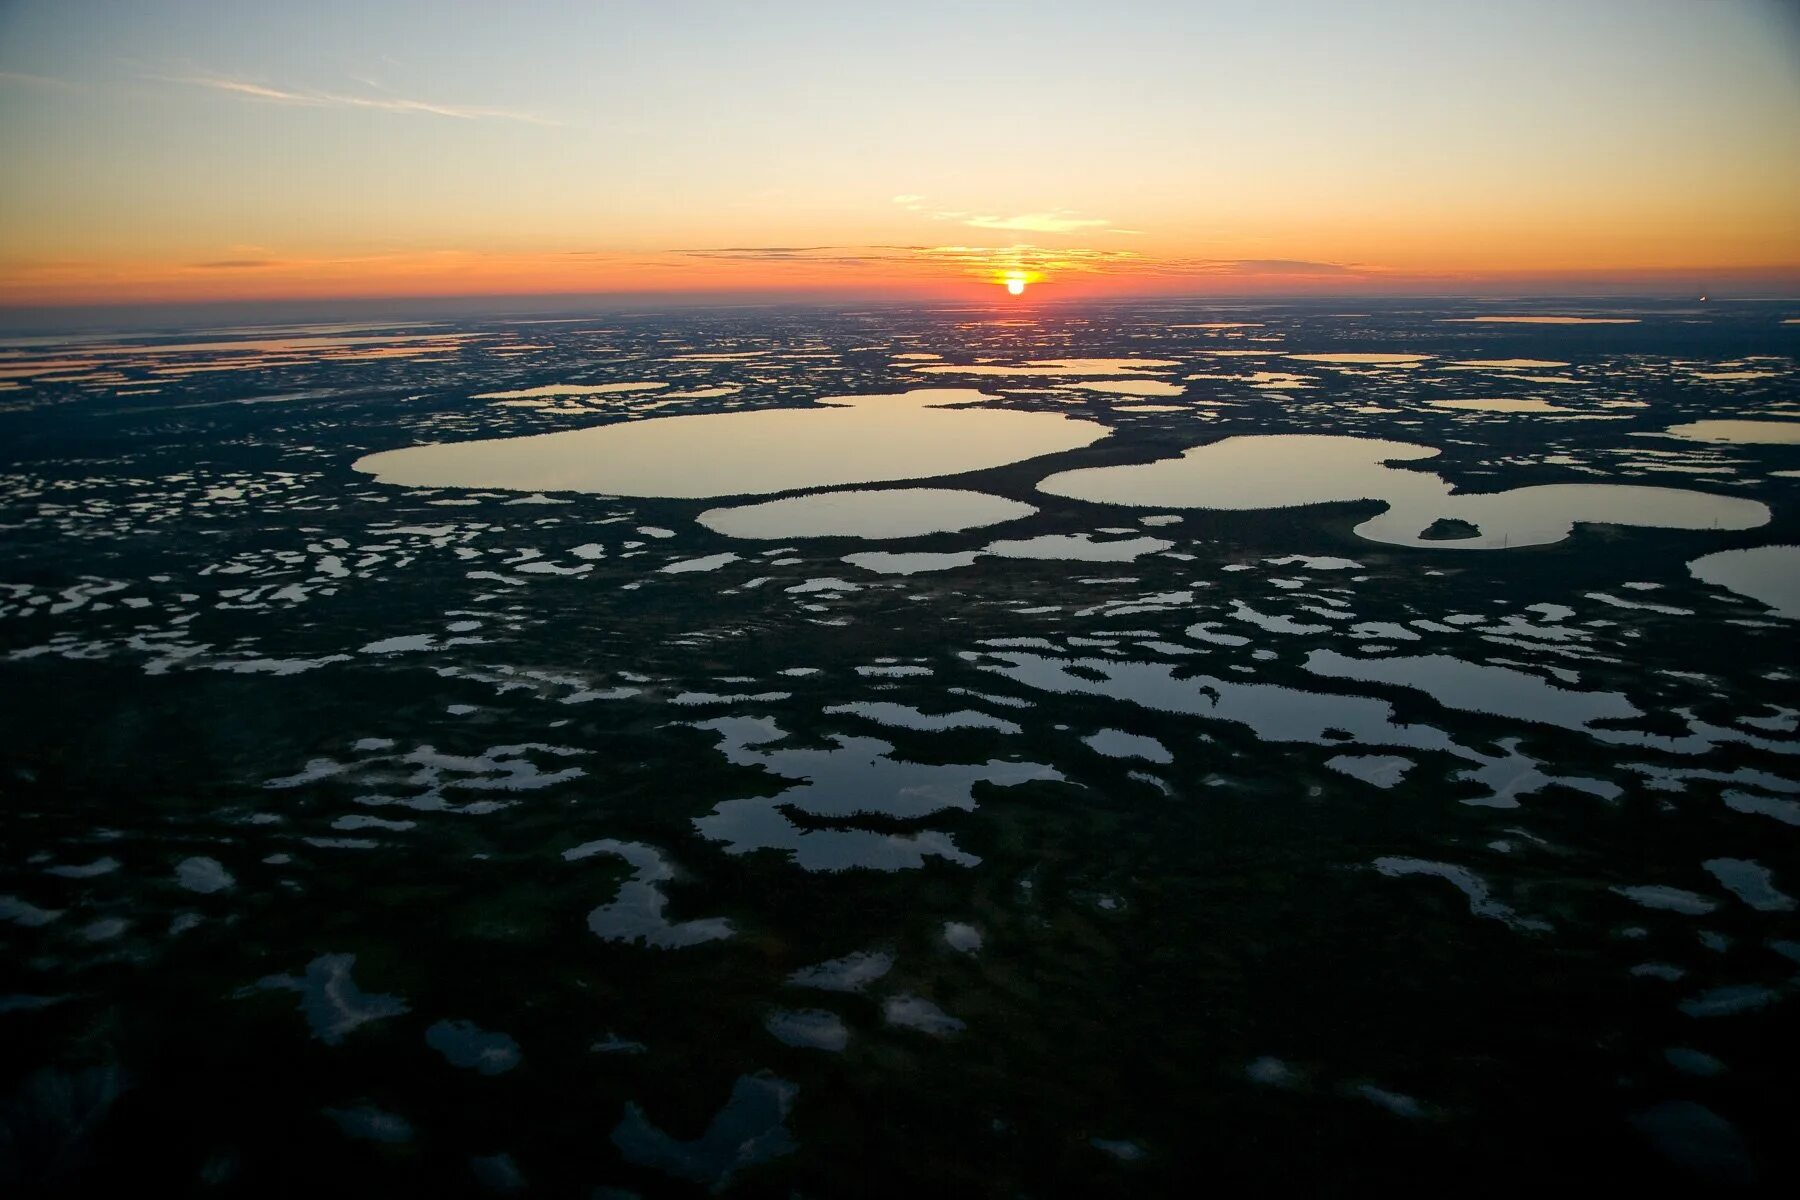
680,246 -> 846,256
919,243 -> 1142,273
894,195 -> 1129,237
963,212 -> 1110,234
676,245 -> 923,269
0,70 -> 80,91
894,195 -> 966,220
669,243 -> 1382,288
1176,258 -> 1361,277
674,242 -> 1145,282
151,74 -> 559,126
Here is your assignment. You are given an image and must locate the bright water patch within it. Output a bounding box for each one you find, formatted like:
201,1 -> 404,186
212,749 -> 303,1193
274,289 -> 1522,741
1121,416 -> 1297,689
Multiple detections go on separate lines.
1326,754 -> 1415,788
247,954 -> 409,1045
1657,420 -> 1800,445
1038,434 -> 1769,550
841,550 -> 983,575
1304,650 -> 1639,730
1612,885 -> 1717,915
425,1019 -> 523,1074
354,389 -> 1107,499
174,855 -> 234,894
1286,353 -> 1430,365
913,358 -> 1180,377
1042,435 -> 1440,511
661,552 -> 740,574
691,716 -> 1061,871
969,650 -> 1466,756
474,382 -> 667,400
883,994 -> 965,1036
562,839 -> 734,948
1372,857 -> 1550,931
1063,378 -> 1186,397
1702,858 -> 1795,912
1083,728 -> 1173,763
824,701 -> 1022,735
984,533 -> 1173,562
787,950 -> 893,992
698,488 -> 1034,540
1688,545 -> 1800,618
765,1008 -> 849,1051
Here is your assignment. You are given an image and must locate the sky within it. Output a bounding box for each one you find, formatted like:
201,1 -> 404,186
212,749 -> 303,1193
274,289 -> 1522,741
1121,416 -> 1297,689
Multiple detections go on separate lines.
1,0 -> 1798,307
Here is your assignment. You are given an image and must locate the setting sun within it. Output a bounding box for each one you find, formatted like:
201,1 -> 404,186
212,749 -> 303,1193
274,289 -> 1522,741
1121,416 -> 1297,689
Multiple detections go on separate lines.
1005,273 -> 1028,296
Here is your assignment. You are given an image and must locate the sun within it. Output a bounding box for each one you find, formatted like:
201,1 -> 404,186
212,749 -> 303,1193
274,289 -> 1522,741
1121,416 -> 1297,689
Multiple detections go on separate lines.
1004,272 -> 1027,296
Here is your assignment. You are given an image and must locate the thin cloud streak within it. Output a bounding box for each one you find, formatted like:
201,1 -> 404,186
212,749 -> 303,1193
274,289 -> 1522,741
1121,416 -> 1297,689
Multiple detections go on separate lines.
0,70 -> 81,91
963,212 -> 1111,234
168,244 -> 1341,283
151,75 -> 560,126
893,195 -> 1126,237
672,243 -> 1383,286
676,245 -> 922,269
1179,258 -> 1361,276
674,242 -> 1146,283
167,244 -> 1372,287
676,246 -> 849,256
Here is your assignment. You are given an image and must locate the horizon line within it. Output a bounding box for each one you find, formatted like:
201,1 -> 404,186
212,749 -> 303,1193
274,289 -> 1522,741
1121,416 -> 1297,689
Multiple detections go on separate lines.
3,283 -> 1797,328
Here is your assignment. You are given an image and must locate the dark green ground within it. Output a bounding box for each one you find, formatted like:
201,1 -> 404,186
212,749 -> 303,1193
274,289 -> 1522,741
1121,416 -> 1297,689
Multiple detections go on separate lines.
1,299 -> 1796,1196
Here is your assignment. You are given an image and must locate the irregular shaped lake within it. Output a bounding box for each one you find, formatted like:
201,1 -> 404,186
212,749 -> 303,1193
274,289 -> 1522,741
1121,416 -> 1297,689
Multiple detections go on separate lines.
1688,545 -> 1800,618
354,389 -> 1108,499
1658,420 -> 1800,445
1036,434 -> 1769,550
697,488 -> 1035,540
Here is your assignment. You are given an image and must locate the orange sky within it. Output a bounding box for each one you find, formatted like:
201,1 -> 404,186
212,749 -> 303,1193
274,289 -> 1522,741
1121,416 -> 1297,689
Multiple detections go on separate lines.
2,1 -> 1798,307
8,248 -> 1797,309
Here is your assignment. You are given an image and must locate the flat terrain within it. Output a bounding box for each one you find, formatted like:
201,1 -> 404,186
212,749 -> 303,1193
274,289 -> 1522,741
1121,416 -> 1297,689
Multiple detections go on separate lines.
0,298 -> 1795,1195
